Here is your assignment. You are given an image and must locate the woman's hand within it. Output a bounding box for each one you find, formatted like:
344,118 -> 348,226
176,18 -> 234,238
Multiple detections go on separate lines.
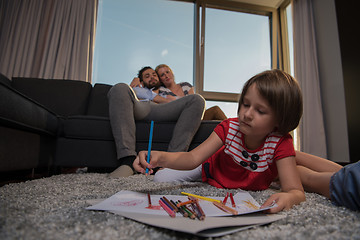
130,77 -> 141,88
166,95 -> 178,102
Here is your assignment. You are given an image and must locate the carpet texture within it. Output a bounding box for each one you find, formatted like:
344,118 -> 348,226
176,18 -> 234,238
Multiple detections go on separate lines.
1,173 -> 359,239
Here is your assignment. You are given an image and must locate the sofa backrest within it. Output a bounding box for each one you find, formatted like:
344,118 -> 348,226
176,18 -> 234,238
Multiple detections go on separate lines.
86,83 -> 112,117
12,77 -> 92,116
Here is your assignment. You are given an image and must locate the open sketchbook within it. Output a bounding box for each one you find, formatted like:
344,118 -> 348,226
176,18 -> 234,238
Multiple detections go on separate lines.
86,190 -> 285,237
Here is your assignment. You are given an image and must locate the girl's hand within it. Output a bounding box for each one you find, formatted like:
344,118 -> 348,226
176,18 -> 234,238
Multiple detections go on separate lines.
262,156 -> 305,213
133,150 -> 162,175
261,190 -> 304,213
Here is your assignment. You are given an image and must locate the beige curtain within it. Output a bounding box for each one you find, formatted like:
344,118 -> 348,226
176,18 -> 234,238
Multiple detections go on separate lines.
0,0 -> 98,82
293,0 -> 327,158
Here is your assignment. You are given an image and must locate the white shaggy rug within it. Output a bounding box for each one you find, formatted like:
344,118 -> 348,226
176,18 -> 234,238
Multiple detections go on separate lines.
1,173 -> 360,239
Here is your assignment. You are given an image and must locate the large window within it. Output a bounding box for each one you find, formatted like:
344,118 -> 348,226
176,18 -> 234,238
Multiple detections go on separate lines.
197,4 -> 273,117
92,0 -> 291,118
203,9 -> 271,95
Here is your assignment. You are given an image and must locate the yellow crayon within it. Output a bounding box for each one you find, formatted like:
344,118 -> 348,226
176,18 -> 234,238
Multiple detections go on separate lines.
181,192 -> 221,203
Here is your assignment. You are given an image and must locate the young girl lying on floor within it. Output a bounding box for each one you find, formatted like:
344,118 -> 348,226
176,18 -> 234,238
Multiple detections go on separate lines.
133,69 -> 359,213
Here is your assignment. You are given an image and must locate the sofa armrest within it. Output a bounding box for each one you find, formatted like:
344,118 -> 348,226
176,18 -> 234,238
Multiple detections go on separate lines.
0,73 -> 11,87
0,81 -> 58,136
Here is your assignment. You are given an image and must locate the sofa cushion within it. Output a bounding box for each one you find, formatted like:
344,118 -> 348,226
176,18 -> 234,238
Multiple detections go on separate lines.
59,117 -> 178,143
59,115 -> 113,140
87,83 -> 112,117
59,117 -> 220,151
55,116 -> 219,169
12,77 -> 92,116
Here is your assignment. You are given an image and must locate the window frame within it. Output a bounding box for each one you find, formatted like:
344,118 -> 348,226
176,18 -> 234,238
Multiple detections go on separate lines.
278,0 -> 292,74
193,0 -> 280,102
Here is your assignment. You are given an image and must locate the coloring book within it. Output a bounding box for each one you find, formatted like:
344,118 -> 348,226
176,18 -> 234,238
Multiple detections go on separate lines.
86,190 -> 285,237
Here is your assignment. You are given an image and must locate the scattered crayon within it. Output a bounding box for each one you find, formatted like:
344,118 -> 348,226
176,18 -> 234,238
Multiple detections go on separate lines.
193,200 -> 206,220
159,199 -> 176,218
160,197 -> 175,211
178,200 -> 195,219
163,196 -> 178,212
213,201 -> 238,215
147,193 -> 152,208
176,199 -> 195,208
175,201 -> 188,217
188,196 -> 205,220
229,192 -> 236,207
223,192 -> 229,204
181,192 -> 221,203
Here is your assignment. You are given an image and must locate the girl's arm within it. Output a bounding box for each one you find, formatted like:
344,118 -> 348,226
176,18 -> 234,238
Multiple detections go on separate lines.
261,156 -> 305,213
133,132 -> 223,174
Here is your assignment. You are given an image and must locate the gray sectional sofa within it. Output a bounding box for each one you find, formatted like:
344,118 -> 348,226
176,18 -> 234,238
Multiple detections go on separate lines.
0,74 -> 220,175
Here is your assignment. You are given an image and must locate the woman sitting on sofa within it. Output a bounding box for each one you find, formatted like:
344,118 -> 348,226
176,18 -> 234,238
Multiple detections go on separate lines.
155,64 -> 227,121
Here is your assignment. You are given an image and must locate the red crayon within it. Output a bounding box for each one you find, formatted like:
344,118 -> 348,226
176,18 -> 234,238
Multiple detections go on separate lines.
229,192 -> 236,207
147,193 -> 152,208
223,192 -> 229,204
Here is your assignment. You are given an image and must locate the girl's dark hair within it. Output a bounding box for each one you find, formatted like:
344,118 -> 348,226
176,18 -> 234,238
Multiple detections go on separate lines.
238,69 -> 303,135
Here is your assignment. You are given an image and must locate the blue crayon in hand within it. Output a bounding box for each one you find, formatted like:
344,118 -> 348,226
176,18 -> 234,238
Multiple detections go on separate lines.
145,121 -> 154,174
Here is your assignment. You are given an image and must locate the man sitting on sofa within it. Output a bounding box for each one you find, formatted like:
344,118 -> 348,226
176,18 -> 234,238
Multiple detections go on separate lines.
108,66 -> 205,178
